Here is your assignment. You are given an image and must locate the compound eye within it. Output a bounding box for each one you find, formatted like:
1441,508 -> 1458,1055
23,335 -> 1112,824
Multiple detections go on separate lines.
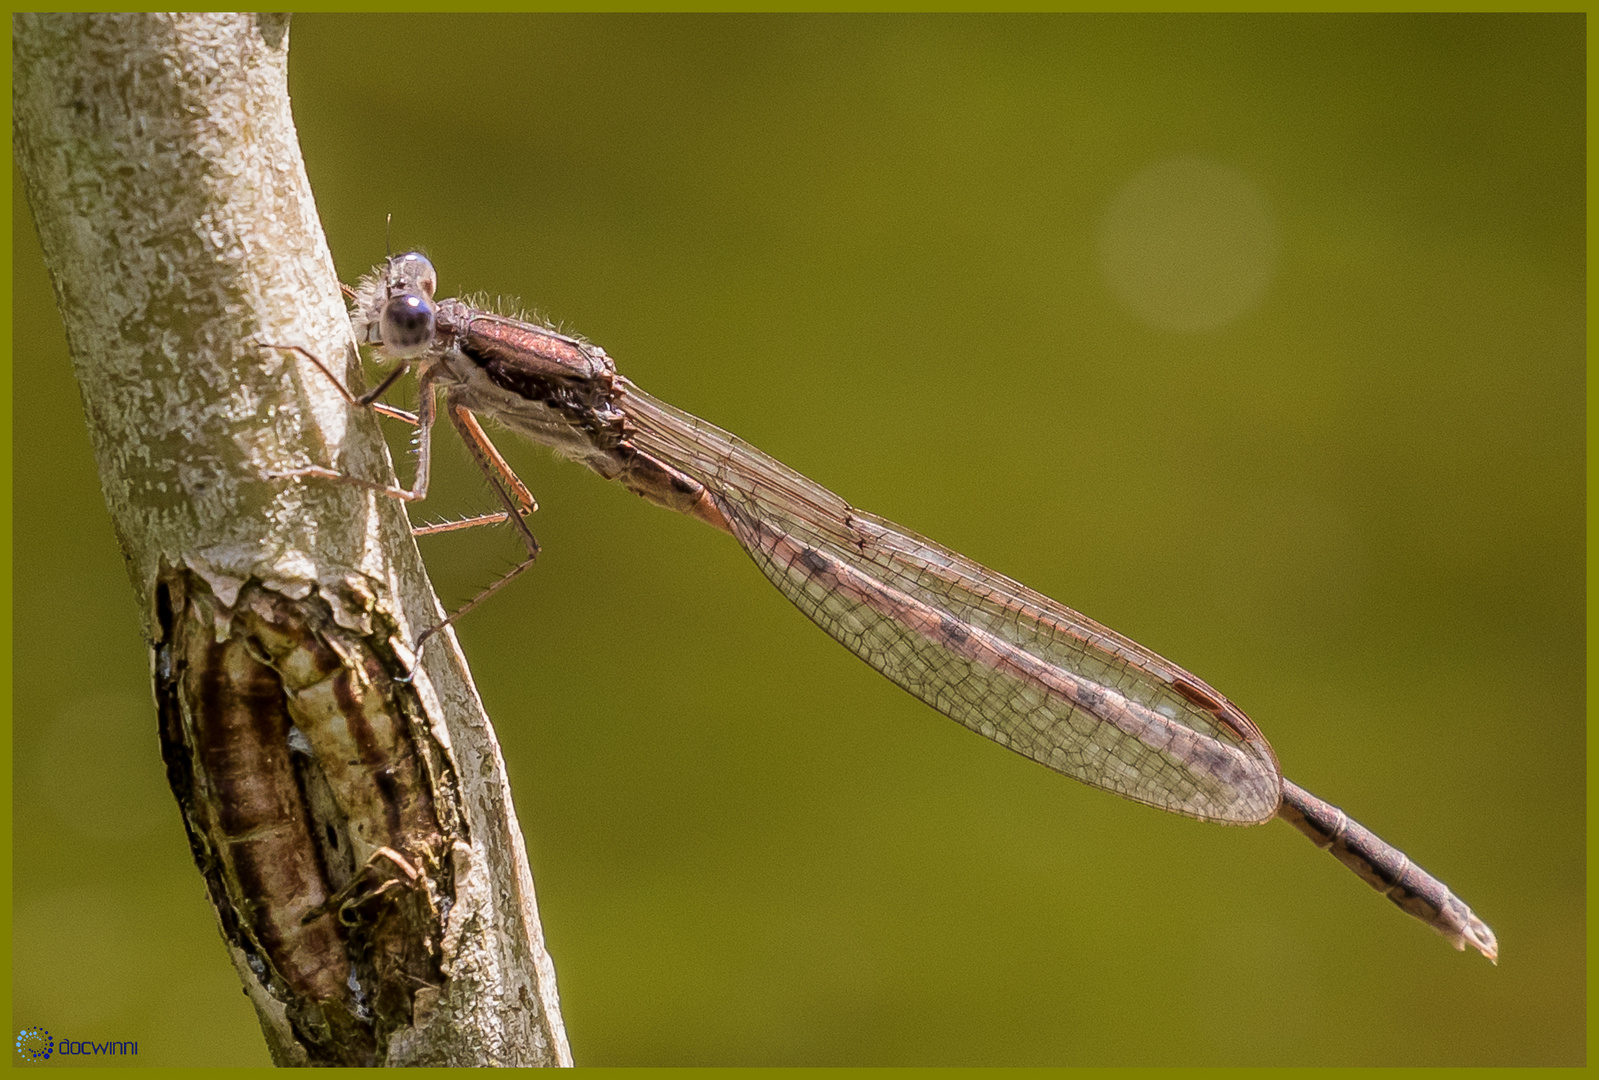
380,293 -> 435,357
389,252 -> 437,300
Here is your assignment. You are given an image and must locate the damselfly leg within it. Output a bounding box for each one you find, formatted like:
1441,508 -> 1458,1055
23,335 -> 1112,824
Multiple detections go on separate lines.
256,338 -> 541,652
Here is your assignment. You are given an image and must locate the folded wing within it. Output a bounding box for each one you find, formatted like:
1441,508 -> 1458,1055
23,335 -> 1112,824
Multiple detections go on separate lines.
621,379 -> 1281,824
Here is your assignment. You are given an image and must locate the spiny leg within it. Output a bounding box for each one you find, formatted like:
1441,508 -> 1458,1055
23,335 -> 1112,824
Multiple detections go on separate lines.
413,404 -> 543,654
384,401 -> 538,534
257,342 -> 541,654
260,343 -> 529,533
411,406 -> 538,536
257,340 -> 419,420
256,340 -> 432,506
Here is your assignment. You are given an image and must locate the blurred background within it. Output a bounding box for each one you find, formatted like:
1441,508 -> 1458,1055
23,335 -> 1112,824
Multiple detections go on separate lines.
13,14 -> 1582,1066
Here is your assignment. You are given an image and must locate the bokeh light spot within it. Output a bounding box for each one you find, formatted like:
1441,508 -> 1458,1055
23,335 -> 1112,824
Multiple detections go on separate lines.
1099,157 -> 1279,332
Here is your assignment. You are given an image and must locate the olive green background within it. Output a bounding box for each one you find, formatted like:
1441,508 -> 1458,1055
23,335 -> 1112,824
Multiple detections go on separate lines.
12,14 -> 1583,1066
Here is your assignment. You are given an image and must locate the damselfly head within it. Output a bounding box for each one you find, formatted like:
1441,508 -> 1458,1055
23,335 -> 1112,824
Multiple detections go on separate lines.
350,252 -> 439,360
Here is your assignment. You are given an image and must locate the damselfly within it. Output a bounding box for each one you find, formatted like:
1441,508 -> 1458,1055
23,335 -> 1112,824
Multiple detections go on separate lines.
264,252 -> 1497,962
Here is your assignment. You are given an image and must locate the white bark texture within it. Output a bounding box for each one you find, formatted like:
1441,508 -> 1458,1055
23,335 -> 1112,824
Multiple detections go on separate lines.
13,13 -> 570,1066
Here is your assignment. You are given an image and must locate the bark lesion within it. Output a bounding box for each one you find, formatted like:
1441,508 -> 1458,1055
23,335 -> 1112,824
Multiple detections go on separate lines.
155,566 -> 466,1065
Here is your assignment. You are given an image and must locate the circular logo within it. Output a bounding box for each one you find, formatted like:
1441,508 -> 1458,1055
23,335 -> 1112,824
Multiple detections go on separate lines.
16,1027 -> 53,1062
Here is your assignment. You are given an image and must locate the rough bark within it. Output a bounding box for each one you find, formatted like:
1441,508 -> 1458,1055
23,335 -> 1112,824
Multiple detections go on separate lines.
13,13 -> 571,1066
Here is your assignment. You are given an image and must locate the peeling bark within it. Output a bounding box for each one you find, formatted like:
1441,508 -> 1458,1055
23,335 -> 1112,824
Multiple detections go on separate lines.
156,570 -> 461,1065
